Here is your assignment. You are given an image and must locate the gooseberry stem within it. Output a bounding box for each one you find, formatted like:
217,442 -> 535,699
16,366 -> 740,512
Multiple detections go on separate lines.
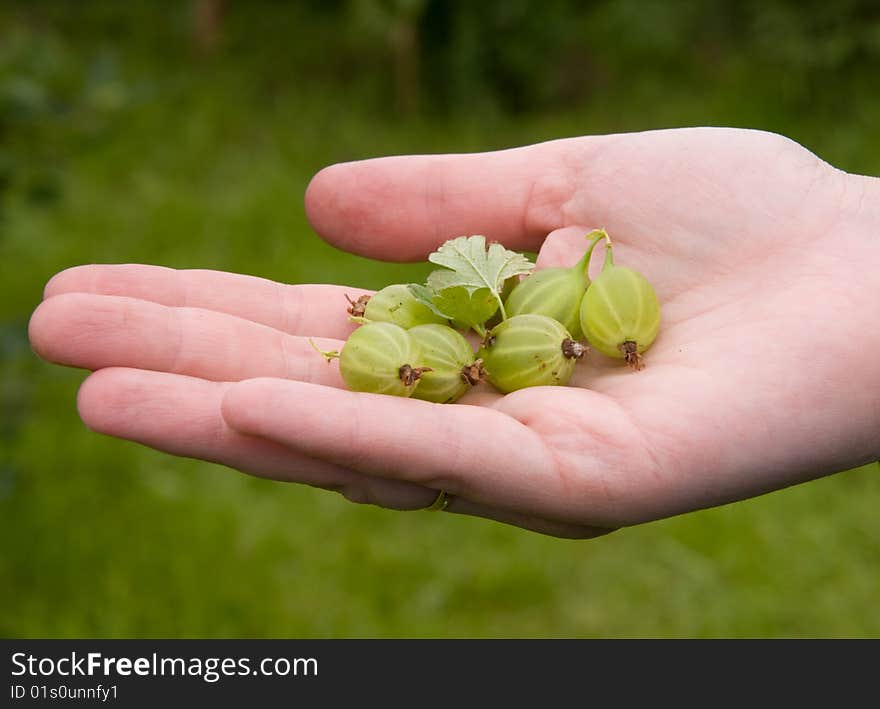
601,231 -> 614,270
308,337 -> 340,362
578,228 -> 609,283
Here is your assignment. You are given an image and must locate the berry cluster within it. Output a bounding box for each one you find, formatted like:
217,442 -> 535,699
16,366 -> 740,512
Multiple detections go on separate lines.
315,230 -> 661,402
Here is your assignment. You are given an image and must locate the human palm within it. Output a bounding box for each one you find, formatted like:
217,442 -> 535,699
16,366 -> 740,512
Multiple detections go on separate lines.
29,127 -> 880,537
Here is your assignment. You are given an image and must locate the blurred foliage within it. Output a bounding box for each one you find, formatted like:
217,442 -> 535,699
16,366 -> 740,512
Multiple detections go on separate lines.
1,1 -> 878,638
0,23 -> 137,213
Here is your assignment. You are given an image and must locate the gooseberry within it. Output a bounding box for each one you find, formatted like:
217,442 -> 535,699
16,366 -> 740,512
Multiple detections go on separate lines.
408,324 -> 485,404
503,231 -> 606,339
579,233 -> 660,369
350,284 -> 448,328
332,322 -> 431,396
477,314 -> 586,393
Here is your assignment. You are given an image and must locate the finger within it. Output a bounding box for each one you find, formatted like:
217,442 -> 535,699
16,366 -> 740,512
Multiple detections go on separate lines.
305,137 -> 596,260
78,368 -> 603,535
76,367 -> 433,510
44,264 -> 369,339
30,292 -> 345,386
305,128 -> 804,265
221,378 -> 569,518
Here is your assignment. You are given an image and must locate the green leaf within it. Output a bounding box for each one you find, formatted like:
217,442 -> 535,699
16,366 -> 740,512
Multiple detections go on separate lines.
408,282 -> 496,334
426,235 -> 534,320
431,286 -> 497,334
406,283 -> 451,319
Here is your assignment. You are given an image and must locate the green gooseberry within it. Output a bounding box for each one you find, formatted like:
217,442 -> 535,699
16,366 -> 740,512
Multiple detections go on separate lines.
477,314 -> 586,393
578,233 -> 660,370
408,324 -> 485,404
349,284 -> 448,329
503,230 -> 606,339
337,322 -> 430,396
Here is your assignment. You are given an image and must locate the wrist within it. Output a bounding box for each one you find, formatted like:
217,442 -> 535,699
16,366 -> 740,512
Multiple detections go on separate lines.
837,173 -> 880,462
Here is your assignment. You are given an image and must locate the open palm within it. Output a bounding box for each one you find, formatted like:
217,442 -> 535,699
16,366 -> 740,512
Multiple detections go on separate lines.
29,127 -> 880,537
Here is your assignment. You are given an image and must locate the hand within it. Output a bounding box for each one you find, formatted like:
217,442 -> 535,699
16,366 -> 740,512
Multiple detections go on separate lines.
29,127 -> 880,538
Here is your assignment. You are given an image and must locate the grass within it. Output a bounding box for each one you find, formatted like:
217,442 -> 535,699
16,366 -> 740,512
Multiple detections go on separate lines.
1,5 -> 879,638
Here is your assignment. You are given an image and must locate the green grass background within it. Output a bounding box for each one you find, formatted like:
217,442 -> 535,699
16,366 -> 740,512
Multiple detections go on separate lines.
1,2 -> 879,637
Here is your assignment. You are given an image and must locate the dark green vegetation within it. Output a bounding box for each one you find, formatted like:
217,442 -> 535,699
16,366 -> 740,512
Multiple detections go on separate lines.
2,1 -> 878,637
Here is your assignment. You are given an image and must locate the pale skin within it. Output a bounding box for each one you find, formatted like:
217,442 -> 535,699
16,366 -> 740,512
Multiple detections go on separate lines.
28,127 -> 880,538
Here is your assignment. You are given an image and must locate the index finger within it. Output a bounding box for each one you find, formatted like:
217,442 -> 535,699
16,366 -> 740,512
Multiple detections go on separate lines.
304,137 -> 596,261
43,264 -> 371,340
